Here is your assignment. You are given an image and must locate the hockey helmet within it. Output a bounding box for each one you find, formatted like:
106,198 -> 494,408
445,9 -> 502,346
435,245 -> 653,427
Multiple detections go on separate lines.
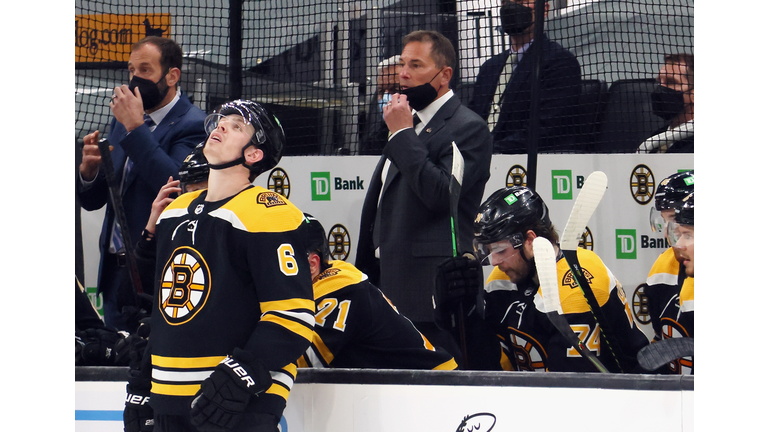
473,186 -> 550,263
302,213 -> 332,268
178,142 -> 209,191
650,170 -> 693,232
667,192 -> 694,248
204,99 -> 286,177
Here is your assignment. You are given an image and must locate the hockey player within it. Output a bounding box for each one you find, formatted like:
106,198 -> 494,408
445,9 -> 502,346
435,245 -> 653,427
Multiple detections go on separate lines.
435,186 -> 648,372
124,100 -> 315,432
643,170 -> 693,344
297,214 -> 457,370
656,192 -> 694,374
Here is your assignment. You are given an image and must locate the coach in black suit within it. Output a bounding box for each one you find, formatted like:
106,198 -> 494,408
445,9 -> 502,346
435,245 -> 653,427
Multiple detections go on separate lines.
78,37 -> 207,330
469,0 -> 581,154
356,31 -> 492,364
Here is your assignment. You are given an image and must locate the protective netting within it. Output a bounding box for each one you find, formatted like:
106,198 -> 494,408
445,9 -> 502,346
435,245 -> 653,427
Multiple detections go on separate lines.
75,0 -> 693,155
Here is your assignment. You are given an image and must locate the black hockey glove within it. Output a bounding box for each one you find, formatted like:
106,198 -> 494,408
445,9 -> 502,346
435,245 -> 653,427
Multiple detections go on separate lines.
433,253 -> 484,330
124,384 -> 153,432
189,349 -> 272,432
114,318 -> 151,368
76,328 -> 130,366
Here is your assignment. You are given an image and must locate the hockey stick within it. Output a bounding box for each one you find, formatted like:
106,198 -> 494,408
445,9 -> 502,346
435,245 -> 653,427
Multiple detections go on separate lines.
448,141 -> 469,365
637,337 -> 694,372
559,171 -> 630,372
97,138 -> 143,311
533,237 -> 609,373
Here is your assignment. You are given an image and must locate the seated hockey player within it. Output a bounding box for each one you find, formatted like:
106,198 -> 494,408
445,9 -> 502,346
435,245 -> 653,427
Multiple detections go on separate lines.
296,213 -> 457,370
434,186 -> 649,372
124,99 -> 315,432
656,192 -> 694,374
644,170 -> 694,344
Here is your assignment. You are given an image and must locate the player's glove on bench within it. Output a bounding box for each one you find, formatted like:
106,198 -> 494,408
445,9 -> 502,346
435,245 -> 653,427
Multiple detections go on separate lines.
433,253 -> 484,330
124,384 -> 153,432
190,349 -> 272,432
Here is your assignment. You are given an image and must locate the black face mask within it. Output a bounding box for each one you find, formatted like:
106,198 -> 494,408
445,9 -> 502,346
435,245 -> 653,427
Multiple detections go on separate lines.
401,69 -> 443,111
500,2 -> 534,36
650,85 -> 686,121
129,72 -> 170,111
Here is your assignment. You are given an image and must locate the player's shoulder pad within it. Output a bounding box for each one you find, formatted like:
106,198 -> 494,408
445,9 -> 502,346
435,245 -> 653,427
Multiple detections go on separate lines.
313,260 -> 367,299
211,186 -> 304,233
679,277 -> 694,312
485,266 -> 517,293
555,248 -> 616,314
158,189 -> 206,221
646,247 -> 680,281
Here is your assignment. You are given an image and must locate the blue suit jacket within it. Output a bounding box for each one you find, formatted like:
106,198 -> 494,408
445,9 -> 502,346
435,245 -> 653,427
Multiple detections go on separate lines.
468,34 -> 582,154
78,93 -> 208,292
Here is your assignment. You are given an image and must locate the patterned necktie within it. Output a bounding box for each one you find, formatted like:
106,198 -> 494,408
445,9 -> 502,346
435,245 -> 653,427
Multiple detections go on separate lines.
487,51 -> 518,132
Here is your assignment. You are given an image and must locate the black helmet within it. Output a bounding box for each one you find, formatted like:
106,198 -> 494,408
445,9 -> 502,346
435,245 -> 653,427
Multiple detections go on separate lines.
178,143 -> 209,188
204,99 -> 286,177
302,213 -> 332,268
474,186 -> 551,253
674,192 -> 694,226
655,170 -> 694,211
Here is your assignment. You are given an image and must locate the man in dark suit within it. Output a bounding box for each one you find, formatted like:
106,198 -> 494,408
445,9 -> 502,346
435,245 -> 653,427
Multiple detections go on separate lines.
356,30 -> 493,366
469,0 -> 581,154
78,36 -> 207,330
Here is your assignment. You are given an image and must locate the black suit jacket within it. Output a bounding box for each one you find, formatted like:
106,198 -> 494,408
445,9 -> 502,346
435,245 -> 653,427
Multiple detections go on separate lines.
356,94 -> 493,322
469,34 -> 582,153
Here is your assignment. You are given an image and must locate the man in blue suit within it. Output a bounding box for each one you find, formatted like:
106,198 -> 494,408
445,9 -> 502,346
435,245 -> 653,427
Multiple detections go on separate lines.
469,0 -> 581,154
78,36 -> 207,330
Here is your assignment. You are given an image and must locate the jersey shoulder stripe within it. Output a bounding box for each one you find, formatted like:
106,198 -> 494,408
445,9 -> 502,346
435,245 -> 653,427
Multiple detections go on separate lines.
555,248 -> 614,314
646,248 -> 680,285
485,267 -> 516,293
313,260 -> 367,299
205,186 -> 305,233
157,189 -> 205,223
679,277 -> 694,312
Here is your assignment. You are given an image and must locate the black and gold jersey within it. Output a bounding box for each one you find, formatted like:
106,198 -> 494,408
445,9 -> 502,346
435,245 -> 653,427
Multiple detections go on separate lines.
483,248 -> 649,373
658,276 -> 694,375
296,260 -> 457,370
148,186 -> 315,416
644,247 -> 686,341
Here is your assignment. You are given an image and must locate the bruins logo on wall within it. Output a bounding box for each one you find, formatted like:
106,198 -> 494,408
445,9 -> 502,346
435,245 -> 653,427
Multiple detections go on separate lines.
630,164 -> 655,205
267,167 -> 290,198
579,226 -> 594,251
632,284 -> 652,325
506,165 -> 527,187
159,247 -> 211,325
328,224 -> 351,261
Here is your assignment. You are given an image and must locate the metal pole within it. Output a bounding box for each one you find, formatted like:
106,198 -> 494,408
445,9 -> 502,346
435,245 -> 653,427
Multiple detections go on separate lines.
526,0 -> 545,191
229,0 -> 243,101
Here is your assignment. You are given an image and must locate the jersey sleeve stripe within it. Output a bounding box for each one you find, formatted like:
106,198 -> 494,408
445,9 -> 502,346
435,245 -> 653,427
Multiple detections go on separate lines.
311,334 -> 335,365
151,355 -> 225,368
260,298 -> 316,315
265,382 -> 290,400
151,369 -> 213,382
432,359 -> 459,370
260,314 -> 315,341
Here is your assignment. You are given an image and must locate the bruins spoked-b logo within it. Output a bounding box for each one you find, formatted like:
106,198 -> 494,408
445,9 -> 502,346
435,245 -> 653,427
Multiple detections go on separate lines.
328,224 -> 351,261
505,165 -> 527,187
630,164 -> 655,205
267,167 -> 291,198
632,284 -> 652,325
579,226 -> 594,251
159,247 -> 211,325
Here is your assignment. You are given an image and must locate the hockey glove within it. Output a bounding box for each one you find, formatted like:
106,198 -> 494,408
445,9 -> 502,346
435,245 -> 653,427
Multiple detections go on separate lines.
124,385 -> 153,432
433,253 -> 483,330
114,318 -> 151,368
189,349 -> 272,432
77,328 -> 130,366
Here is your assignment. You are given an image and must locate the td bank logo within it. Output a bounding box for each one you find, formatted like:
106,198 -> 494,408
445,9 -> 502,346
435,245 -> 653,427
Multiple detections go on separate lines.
615,229 -> 637,259
311,172 -> 331,201
551,170 -> 588,200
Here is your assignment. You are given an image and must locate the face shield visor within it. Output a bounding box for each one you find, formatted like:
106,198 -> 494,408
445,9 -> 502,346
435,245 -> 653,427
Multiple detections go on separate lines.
203,113 -> 267,146
473,233 -> 524,266
666,221 -> 694,249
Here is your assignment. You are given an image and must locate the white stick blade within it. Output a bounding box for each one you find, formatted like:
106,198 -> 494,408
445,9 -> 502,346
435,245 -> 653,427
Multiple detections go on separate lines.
560,171 -> 608,251
532,237 -> 562,314
451,141 -> 464,186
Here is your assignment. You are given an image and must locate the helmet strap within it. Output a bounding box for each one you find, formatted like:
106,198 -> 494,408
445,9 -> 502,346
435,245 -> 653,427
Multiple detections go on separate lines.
207,144 -> 256,171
